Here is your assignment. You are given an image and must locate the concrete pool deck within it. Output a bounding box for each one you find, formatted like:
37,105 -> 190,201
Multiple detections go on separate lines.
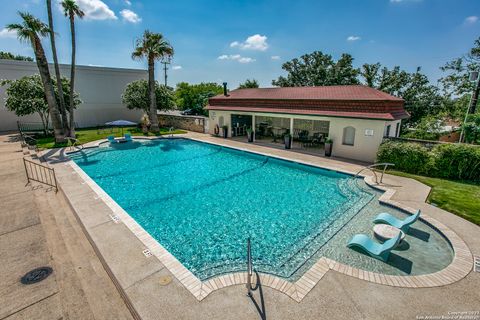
2,132 -> 480,319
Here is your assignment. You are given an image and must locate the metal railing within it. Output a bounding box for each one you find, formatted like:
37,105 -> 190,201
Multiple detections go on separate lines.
23,158 -> 58,192
353,163 -> 395,184
246,238 -> 254,297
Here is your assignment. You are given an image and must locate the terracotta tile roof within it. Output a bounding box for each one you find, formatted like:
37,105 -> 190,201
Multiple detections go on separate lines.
210,85 -> 403,101
207,85 -> 408,120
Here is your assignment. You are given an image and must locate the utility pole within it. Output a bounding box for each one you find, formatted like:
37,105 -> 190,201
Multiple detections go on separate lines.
468,71 -> 480,114
459,70 -> 480,143
161,56 -> 171,87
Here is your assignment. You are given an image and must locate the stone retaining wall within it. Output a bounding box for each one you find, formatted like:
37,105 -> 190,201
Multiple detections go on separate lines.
158,115 -> 206,133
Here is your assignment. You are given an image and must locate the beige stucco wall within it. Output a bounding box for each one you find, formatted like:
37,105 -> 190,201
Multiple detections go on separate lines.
208,110 -> 398,163
0,59 -> 147,131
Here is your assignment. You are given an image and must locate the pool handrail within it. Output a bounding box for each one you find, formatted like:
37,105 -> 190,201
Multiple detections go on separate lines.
352,163 -> 395,184
246,238 -> 254,297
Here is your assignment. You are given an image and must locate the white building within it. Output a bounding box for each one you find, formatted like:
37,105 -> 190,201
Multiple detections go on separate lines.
0,59 -> 147,131
207,85 -> 408,162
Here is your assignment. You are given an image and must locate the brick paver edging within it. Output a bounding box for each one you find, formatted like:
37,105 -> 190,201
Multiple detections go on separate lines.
55,136 -> 473,303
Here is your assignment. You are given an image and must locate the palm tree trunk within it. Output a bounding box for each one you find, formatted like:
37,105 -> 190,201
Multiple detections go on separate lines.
68,14 -> 76,137
46,0 -> 69,133
148,57 -> 159,133
33,35 -> 65,142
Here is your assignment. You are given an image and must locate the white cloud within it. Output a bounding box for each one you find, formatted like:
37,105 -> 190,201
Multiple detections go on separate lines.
271,55 -> 281,60
0,28 -> 17,38
125,0 -> 131,5
464,16 -> 479,25
120,9 -> 141,23
347,36 -> 361,41
172,65 -> 182,70
217,54 -> 255,64
230,34 -> 269,51
76,0 -> 117,20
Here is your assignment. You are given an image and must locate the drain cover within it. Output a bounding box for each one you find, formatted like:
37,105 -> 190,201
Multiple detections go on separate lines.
159,276 -> 172,286
20,267 -> 53,285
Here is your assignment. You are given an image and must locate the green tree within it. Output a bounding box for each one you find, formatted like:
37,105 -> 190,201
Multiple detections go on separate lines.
46,0 -> 69,133
440,37 -> 480,97
0,51 -> 33,61
174,82 -> 223,115
61,0 -> 84,137
238,79 -> 259,89
462,114 -> 480,144
122,79 -> 175,114
132,31 -> 174,133
1,75 -> 81,133
272,51 -> 360,87
6,12 -> 65,142
360,64 -> 442,125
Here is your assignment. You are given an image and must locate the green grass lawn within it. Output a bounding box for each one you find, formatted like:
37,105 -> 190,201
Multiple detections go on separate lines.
36,127 -> 187,149
385,170 -> 480,226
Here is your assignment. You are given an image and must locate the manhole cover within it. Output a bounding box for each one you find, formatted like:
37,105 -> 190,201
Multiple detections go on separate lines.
159,276 -> 172,286
20,267 -> 53,285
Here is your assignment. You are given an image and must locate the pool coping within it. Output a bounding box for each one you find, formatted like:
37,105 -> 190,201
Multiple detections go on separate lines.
54,135 -> 473,303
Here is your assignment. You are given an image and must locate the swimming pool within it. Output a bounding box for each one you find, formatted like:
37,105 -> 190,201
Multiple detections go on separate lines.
70,138 -> 453,280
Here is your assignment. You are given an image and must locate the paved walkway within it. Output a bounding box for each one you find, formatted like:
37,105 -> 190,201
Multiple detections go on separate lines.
0,134 -> 133,320
1,132 -> 479,320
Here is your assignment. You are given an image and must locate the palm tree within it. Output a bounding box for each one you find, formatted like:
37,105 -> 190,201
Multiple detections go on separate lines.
61,0 -> 84,137
7,12 -> 65,142
46,0 -> 69,133
132,31 -> 173,133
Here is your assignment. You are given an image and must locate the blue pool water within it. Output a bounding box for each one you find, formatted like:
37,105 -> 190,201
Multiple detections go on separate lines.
70,138 -> 453,280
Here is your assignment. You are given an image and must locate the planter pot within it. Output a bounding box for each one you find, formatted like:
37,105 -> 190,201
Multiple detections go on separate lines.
247,131 -> 254,142
284,135 -> 292,149
325,143 -> 332,157
222,128 -> 228,139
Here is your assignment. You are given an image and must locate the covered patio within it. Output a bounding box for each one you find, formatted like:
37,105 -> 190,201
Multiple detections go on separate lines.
230,114 -> 330,156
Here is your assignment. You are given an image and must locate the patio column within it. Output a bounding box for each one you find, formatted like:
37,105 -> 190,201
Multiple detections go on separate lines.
252,115 -> 256,142
290,117 -> 294,135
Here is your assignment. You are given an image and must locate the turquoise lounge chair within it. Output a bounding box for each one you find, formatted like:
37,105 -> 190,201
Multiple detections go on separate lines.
373,209 -> 421,232
107,135 -> 116,143
347,233 -> 402,262
124,133 -> 132,141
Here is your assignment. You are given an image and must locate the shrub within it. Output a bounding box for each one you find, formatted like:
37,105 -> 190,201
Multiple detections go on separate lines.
377,141 -> 432,175
432,144 -> 480,182
377,140 -> 480,182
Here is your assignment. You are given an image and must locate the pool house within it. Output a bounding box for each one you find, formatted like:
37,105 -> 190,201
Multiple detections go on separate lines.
206,85 -> 409,162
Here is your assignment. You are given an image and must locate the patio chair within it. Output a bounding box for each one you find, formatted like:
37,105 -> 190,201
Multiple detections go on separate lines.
347,233 -> 402,262
298,130 -> 310,148
311,132 -> 324,147
124,133 -> 132,141
373,210 -> 421,232
107,135 -> 117,143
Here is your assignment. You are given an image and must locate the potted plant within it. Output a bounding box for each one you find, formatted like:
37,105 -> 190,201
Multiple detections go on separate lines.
246,127 -> 254,142
222,125 -> 229,138
324,138 -> 333,157
140,114 -> 150,135
284,132 -> 292,149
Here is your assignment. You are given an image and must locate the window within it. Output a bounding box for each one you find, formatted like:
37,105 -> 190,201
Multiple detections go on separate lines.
395,123 -> 400,137
342,126 -> 355,146
385,125 -> 391,137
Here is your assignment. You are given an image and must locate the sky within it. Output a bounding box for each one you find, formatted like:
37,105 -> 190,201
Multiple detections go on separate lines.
0,0 -> 479,88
